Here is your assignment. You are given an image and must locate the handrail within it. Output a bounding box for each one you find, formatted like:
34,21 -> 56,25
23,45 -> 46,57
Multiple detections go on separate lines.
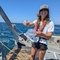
0,41 -> 11,51
0,41 -> 25,60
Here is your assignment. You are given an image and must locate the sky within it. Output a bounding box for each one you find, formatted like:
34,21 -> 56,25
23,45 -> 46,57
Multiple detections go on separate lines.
0,0 -> 60,25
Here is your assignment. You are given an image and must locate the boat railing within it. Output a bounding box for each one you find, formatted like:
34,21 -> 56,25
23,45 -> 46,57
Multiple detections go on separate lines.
0,41 -> 25,60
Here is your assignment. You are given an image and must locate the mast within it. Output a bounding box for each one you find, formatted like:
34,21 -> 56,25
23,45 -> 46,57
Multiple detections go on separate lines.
0,6 -> 20,42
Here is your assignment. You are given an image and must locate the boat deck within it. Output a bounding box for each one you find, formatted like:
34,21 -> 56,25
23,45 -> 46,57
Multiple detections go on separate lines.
6,44 -> 60,60
6,35 -> 60,60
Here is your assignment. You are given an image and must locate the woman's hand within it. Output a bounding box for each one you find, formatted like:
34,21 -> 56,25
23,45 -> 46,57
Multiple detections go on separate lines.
36,31 -> 53,40
23,20 -> 34,27
22,20 -> 30,27
36,31 -> 42,36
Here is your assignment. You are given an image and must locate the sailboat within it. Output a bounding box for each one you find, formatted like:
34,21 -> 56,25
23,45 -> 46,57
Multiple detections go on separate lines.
0,6 -> 60,60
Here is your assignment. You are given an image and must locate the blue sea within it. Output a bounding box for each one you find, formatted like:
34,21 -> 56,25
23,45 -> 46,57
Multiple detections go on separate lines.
0,22 -> 60,58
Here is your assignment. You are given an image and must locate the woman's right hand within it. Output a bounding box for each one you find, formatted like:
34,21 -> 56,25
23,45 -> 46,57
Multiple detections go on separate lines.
23,20 -> 29,27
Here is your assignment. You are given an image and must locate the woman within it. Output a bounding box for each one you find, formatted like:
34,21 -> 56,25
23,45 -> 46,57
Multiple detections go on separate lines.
23,4 -> 54,60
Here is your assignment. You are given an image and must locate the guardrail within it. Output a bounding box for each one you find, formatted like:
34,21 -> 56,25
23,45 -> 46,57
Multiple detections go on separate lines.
0,41 -> 25,60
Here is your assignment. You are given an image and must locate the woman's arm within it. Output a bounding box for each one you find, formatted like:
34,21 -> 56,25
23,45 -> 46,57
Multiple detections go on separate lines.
41,32 -> 52,40
36,21 -> 54,40
27,22 -> 34,27
23,20 -> 35,27
36,31 -> 53,40
23,19 -> 37,27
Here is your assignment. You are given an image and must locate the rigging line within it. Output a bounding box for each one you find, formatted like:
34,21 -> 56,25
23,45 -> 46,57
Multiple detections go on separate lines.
15,26 -> 24,33
0,41 -> 11,51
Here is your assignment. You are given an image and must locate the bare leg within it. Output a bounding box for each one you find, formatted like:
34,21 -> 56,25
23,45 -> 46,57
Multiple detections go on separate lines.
38,50 -> 46,60
30,47 -> 37,60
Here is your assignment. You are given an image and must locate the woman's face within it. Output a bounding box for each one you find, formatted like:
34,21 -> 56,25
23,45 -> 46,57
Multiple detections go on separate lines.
40,9 -> 48,20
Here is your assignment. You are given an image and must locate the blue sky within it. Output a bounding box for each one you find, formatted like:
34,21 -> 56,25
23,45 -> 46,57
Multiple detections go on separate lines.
0,0 -> 60,25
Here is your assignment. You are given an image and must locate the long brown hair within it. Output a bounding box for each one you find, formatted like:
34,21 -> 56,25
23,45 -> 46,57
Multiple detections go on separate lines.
34,9 -> 50,31
36,9 -> 50,26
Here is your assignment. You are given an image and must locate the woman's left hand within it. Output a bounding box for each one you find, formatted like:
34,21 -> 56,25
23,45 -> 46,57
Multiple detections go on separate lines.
36,31 -> 42,36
